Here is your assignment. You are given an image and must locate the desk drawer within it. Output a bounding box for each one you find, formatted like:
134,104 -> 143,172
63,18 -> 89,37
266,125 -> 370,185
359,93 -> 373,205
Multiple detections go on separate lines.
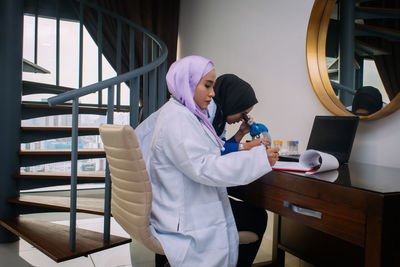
279,217 -> 364,267
249,183 -> 366,247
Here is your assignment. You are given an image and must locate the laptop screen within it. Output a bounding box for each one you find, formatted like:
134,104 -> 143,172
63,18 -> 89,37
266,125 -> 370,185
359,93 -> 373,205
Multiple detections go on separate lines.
306,116 -> 359,164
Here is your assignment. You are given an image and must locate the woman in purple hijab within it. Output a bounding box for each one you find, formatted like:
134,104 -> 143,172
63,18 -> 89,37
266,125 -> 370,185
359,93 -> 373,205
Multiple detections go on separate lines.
146,55 -> 278,267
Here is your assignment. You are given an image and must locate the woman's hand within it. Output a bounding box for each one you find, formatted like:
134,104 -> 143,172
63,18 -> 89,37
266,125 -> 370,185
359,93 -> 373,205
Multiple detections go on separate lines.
267,147 -> 280,166
239,137 -> 270,151
234,115 -> 254,142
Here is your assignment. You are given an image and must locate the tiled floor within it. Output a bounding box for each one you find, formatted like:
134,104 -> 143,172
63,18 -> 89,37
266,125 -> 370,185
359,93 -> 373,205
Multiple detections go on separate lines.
1,189 -> 312,267
0,211 -> 313,267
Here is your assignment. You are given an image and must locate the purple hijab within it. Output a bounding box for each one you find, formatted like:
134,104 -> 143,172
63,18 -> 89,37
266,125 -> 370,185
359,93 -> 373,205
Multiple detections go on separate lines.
166,55 -> 225,149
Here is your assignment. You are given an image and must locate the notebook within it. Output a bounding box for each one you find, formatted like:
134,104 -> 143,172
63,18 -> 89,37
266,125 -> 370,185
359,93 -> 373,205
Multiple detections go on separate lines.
279,116 -> 359,165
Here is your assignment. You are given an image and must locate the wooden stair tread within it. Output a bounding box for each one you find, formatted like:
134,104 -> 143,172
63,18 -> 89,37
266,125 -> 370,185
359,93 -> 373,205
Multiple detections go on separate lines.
355,39 -> 391,56
15,172 -> 105,181
0,217 -> 131,262
8,195 -> 104,215
21,126 -> 100,131
22,102 -> 130,112
23,80 -> 75,90
357,6 -> 400,12
356,23 -> 400,34
22,102 -> 106,111
19,149 -> 105,155
356,6 -> 400,19
355,23 -> 400,40
22,81 -> 75,95
20,126 -> 101,143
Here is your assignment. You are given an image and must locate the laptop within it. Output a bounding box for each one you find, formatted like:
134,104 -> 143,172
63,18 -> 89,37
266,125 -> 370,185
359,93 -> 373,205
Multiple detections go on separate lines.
279,116 -> 359,165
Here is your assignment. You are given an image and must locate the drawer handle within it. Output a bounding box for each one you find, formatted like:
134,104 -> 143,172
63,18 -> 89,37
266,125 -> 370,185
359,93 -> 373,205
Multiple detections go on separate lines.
283,201 -> 322,219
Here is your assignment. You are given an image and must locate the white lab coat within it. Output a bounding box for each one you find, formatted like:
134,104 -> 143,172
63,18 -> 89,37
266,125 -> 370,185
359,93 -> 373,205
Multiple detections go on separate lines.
137,98 -> 272,267
135,108 -> 161,163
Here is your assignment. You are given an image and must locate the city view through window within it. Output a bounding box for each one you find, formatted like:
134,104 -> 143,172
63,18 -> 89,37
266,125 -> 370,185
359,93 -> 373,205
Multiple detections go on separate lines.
21,15 -> 130,176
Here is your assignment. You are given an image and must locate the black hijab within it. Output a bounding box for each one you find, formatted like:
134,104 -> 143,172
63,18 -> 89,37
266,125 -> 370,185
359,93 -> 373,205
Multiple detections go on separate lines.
352,86 -> 383,115
212,74 -> 258,136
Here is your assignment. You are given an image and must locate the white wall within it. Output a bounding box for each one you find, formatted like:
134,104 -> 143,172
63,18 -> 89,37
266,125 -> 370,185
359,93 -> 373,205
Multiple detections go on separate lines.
178,0 -> 400,168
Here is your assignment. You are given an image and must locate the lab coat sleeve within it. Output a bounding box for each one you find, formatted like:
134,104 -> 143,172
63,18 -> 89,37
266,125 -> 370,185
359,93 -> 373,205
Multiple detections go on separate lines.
221,136 -> 239,155
156,113 -> 272,187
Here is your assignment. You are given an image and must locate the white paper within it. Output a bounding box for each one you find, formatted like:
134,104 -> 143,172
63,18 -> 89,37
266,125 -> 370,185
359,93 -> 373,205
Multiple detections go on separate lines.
273,149 -> 339,174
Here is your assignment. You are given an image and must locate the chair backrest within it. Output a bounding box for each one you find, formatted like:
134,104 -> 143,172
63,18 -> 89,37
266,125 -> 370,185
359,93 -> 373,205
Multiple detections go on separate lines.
99,123 -> 164,255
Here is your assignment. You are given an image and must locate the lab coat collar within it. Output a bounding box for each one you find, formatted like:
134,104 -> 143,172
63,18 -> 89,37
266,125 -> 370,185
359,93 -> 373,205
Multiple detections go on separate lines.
171,97 -> 224,151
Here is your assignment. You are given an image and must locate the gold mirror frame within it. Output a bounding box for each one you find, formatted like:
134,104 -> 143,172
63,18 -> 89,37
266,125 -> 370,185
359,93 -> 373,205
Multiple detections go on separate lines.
306,0 -> 400,120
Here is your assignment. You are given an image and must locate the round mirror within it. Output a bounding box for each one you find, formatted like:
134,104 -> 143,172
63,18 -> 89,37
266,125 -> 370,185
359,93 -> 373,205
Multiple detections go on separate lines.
306,0 -> 400,120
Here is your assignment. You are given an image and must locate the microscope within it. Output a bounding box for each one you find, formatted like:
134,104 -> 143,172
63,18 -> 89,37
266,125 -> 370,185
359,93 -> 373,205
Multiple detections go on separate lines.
242,114 -> 272,144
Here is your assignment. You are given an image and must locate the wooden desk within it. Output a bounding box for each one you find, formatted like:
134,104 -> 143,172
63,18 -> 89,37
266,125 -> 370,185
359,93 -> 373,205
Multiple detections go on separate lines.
241,162 -> 400,267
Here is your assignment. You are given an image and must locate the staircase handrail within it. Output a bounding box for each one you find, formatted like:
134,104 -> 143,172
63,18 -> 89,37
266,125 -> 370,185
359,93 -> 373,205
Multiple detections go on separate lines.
48,51 -> 167,106
48,0 -> 168,106
330,80 -> 357,95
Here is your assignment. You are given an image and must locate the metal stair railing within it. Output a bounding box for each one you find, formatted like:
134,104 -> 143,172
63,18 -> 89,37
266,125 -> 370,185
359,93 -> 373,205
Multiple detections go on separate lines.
45,0 -> 168,252
25,0 -> 169,123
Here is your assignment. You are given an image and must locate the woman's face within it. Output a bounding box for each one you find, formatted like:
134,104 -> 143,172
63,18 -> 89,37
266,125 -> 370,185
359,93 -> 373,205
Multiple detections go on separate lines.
354,108 -> 370,115
226,106 -> 254,124
193,69 -> 216,110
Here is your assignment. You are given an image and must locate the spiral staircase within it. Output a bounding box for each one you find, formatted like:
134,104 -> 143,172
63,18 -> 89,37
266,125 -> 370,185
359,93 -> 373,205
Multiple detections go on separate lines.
0,0 -> 168,262
326,0 -> 400,105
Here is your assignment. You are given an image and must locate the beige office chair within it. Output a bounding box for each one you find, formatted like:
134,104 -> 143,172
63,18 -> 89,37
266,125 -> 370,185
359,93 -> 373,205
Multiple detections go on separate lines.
99,124 -> 259,258
99,123 -> 164,255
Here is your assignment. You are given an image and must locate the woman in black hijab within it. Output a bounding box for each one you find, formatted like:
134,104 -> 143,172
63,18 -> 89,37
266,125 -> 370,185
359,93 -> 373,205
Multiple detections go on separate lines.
352,86 -> 383,115
208,73 -> 269,267
208,74 -> 269,155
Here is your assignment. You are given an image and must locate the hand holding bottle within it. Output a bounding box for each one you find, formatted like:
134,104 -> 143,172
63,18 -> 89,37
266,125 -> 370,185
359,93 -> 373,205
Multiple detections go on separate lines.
267,147 -> 280,166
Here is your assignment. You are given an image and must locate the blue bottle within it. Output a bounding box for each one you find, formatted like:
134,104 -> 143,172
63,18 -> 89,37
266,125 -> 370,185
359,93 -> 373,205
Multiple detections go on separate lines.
242,114 -> 272,144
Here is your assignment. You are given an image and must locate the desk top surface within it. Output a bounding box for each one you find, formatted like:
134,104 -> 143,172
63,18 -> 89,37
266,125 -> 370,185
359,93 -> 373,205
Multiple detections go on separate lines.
277,162 -> 400,194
